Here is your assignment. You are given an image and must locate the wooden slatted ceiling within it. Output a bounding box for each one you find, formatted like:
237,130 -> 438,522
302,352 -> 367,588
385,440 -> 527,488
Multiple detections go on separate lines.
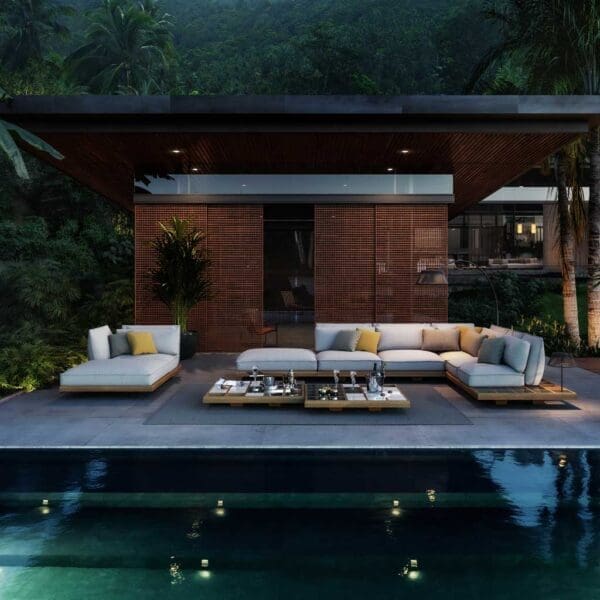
26,129 -> 578,216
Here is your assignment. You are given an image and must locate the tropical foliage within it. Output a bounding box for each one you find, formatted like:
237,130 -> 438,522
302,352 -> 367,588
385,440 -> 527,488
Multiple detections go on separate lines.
150,217 -> 211,332
66,0 -> 175,93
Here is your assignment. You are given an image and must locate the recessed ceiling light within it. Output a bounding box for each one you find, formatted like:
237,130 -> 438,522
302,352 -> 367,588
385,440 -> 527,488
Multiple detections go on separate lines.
387,167 -> 394,172
400,149 -> 410,155
170,149 -> 182,154
191,167 -> 199,172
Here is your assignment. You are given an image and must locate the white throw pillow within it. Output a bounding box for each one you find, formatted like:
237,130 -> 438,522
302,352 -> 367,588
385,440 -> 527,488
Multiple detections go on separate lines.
88,325 -> 112,360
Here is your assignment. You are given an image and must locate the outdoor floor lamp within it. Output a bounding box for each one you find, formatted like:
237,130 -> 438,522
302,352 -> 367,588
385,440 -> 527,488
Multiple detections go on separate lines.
416,259 -> 500,325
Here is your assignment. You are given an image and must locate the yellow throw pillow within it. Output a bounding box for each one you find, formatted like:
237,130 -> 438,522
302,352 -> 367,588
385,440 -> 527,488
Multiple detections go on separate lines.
126,331 -> 158,356
457,325 -> 483,347
355,329 -> 381,354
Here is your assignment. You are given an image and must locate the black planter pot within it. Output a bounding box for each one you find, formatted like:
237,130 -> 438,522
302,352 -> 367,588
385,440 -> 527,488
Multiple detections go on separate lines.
180,331 -> 198,360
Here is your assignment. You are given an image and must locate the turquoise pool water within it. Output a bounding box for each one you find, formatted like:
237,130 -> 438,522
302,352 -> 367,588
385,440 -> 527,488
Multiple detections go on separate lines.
0,450 -> 598,599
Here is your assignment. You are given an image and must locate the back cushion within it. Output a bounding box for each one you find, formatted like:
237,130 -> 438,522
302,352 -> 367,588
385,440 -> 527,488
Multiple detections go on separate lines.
88,325 -> 112,360
375,323 -> 431,350
491,324 -> 513,336
120,325 -> 180,356
432,323 -> 475,330
518,332 -> 546,385
503,335 -> 531,373
315,323 -> 373,352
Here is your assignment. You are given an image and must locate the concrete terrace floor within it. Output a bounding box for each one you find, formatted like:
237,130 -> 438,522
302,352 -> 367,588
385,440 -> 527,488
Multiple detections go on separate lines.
1,353 -> 600,449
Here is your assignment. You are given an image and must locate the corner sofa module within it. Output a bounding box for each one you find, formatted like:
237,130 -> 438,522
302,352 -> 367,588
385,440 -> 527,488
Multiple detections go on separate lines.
236,347 -> 318,372
455,362 -> 525,387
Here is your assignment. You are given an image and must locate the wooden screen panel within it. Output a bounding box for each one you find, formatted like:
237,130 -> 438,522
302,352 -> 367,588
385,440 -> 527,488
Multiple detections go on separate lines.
135,203 -> 264,351
314,205 -> 375,322
205,205 -> 264,351
135,204 -> 209,348
411,205 -> 448,322
375,205 -> 448,323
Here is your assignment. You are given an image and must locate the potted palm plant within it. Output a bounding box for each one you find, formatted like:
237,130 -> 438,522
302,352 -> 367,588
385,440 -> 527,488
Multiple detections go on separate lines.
150,216 -> 212,359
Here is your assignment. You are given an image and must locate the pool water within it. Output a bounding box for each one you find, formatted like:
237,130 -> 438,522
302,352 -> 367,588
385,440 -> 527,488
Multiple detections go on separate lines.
0,450 -> 598,599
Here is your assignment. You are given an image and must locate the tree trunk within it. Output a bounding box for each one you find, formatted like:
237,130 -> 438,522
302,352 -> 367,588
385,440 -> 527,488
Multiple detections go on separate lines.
588,125 -> 600,347
556,151 -> 581,342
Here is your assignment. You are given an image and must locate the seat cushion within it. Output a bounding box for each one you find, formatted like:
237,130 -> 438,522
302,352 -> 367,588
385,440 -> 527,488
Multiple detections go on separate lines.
317,350 -> 380,371
60,354 -> 179,387
314,323 -> 373,352
375,323 -> 431,350
378,350 -> 445,372
439,350 -> 478,376
456,362 -> 524,387
236,348 -> 317,371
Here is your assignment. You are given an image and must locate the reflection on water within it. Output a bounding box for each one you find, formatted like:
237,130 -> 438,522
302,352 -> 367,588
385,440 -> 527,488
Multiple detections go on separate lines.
0,450 -> 599,599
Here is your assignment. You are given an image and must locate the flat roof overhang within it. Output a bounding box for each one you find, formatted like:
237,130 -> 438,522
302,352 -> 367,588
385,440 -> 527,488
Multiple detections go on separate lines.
1,95 -> 597,217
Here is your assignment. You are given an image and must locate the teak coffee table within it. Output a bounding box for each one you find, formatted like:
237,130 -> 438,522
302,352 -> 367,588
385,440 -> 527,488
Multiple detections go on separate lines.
304,383 -> 411,412
202,379 -> 305,407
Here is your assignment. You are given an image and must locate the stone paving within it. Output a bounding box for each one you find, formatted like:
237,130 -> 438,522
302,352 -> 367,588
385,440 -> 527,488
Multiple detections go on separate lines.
0,353 -> 599,448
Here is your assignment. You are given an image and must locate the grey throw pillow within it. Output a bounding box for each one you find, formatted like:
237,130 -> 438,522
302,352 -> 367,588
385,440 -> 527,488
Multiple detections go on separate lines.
109,333 -> 131,358
331,329 -> 361,351
503,335 -> 531,373
478,337 -> 505,364
422,328 -> 460,352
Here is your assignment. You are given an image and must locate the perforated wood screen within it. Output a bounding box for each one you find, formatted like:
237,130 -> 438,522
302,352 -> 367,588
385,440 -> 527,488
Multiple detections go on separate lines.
315,204 -> 448,324
135,204 -> 263,351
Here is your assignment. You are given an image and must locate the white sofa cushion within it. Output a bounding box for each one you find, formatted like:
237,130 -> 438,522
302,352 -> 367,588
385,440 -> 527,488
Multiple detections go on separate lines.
432,322 -> 474,330
317,350 -> 380,371
456,362 -> 524,387
375,323 -> 431,350
439,350 -> 478,376
314,323 -> 373,352
236,348 -> 317,371
60,354 -> 179,387
378,349 -> 445,371
120,325 -> 180,356
87,325 -> 112,360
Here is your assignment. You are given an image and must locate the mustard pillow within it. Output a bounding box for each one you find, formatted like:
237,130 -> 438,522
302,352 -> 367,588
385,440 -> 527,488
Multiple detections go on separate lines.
126,331 -> 157,355
355,329 -> 381,354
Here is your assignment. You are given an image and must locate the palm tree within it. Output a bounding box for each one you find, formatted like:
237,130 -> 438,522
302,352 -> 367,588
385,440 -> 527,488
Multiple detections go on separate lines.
0,85 -> 63,179
553,144 -> 587,342
66,0 -> 174,94
0,0 -> 73,69
469,0 -> 600,345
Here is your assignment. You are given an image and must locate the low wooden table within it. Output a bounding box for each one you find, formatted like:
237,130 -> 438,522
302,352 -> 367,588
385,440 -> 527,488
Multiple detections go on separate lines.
202,379 -> 305,407
304,384 -> 411,412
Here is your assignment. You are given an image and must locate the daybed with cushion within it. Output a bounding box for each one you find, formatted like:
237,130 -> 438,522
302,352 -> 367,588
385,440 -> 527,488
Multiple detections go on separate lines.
236,322 -> 568,404
60,324 -> 181,392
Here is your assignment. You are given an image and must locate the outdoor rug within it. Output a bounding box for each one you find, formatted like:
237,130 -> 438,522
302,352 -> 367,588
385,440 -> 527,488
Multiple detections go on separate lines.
145,382 -> 472,426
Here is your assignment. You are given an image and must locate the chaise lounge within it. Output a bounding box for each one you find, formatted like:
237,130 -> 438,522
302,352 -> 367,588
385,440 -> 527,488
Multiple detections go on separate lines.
60,324 -> 181,393
237,322 -> 571,404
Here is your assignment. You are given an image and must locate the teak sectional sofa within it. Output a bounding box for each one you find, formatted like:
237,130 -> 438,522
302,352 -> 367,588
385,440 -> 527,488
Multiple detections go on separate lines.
237,323 -> 571,404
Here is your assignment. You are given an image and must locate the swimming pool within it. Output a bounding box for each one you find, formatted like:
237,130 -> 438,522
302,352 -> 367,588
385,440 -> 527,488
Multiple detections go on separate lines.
0,450 -> 597,599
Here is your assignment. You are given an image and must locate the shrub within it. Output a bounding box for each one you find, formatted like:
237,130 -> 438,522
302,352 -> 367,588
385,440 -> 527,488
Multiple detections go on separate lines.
0,342 -> 86,393
516,316 -> 582,355
449,271 -> 544,327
